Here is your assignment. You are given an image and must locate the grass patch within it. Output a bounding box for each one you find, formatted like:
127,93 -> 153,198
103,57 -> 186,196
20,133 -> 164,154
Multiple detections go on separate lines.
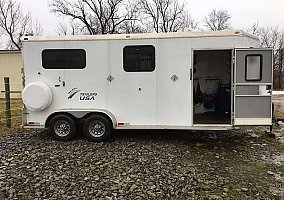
273,95 -> 284,119
0,99 -> 23,137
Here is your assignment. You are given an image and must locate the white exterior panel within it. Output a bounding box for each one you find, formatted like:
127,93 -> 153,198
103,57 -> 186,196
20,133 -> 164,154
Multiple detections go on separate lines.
21,30 -> 270,129
108,39 -> 157,125
156,38 -> 191,126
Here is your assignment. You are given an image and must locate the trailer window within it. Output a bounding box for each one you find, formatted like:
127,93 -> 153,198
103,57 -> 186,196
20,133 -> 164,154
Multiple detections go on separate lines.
245,54 -> 262,81
123,45 -> 155,72
42,49 -> 86,69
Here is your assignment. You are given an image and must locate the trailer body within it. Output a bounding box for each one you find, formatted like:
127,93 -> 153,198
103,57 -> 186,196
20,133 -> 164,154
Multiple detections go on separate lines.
21,30 -> 273,141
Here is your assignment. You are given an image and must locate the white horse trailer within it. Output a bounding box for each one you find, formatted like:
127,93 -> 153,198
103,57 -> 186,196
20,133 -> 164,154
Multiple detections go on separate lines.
21,30 -> 273,141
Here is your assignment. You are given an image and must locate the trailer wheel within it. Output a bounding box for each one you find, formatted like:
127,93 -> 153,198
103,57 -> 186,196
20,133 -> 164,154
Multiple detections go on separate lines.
83,115 -> 112,142
49,114 -> 76,141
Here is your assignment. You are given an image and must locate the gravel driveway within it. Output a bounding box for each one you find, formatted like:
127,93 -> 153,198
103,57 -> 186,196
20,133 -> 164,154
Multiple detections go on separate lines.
0,129 -> 283,199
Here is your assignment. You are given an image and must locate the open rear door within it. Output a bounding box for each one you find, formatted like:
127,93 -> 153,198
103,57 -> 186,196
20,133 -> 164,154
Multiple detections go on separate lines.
234,48 -> 273,126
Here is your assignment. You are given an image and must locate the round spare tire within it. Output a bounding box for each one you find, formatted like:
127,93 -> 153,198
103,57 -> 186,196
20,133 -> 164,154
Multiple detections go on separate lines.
22,82 -> 53,111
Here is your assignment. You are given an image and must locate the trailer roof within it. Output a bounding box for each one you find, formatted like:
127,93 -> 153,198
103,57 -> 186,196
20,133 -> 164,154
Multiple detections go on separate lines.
21,29 -> 259,42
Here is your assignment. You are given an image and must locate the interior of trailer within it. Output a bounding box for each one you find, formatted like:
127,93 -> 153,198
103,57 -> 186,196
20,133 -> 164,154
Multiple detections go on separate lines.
193,50 -> 232,124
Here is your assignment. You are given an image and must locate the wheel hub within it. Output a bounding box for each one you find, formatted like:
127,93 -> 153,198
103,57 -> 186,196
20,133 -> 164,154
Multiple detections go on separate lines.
89,120 -> 106,137
54,120 -> 71,137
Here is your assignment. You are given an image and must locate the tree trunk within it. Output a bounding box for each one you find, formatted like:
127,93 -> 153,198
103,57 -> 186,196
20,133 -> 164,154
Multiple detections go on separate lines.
279,50 -> 283,89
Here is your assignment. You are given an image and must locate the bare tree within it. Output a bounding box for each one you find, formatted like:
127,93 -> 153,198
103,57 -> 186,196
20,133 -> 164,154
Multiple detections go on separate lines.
56,21 -> 70,36
118,19 -> 145,34
56,21 -> 86,35
245,21 -> 261,36
29,19 -> 43,36
140,0 -> 190,33
203,9 -> 231,31
278,39 -> 283,89
182,12 -> 199,30
51,0 -> 197,34
258,27 -> 281,49
246,24 -> 281,48
117,0 -> 144,34
50,0 -> 138,35
246,24 -> 284,89
274,33 -> 284,89
0,0 -> 42,50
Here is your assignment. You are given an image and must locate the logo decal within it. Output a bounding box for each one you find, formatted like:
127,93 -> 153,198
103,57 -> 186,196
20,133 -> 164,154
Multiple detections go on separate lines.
80,93 -> 98,101
68,88 -> 97,101
68,88 -> 81,99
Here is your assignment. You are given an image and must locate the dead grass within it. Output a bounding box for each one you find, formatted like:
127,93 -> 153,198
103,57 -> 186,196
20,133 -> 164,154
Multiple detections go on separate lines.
273,95 -> 284,119
0,99 -> 23,137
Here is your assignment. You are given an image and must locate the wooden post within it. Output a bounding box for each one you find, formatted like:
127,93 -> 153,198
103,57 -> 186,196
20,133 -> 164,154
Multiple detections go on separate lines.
4,77 -> 11,128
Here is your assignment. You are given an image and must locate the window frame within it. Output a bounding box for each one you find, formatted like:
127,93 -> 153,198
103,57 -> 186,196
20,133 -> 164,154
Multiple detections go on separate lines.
42,49 -> 87,70
245,54 -> 263,81
123,45 -> 156,72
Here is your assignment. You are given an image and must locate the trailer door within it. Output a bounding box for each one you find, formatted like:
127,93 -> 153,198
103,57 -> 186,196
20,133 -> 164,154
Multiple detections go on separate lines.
234,49 -> 273,126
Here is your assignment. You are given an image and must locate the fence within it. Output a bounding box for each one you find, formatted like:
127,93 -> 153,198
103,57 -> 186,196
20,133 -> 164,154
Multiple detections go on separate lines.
0,77 -> 23,129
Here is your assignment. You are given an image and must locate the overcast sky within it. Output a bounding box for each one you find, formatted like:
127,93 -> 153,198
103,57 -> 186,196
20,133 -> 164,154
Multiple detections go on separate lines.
16,0 -> 284,35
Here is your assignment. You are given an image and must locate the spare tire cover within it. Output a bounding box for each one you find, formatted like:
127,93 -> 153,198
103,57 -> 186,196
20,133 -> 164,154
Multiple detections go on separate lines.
22,82 -> 53,111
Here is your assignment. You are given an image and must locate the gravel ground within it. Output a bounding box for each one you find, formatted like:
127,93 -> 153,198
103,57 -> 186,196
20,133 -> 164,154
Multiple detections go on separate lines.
0,128 -> 284,200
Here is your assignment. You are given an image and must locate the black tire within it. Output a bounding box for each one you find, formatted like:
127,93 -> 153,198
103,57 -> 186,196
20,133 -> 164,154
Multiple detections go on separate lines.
83,114 -> 112,142
49,114 -> 77,141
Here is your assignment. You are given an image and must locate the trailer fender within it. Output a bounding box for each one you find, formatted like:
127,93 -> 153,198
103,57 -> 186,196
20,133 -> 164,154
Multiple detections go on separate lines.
81,110 -> 117,129
45,110 -> 117,129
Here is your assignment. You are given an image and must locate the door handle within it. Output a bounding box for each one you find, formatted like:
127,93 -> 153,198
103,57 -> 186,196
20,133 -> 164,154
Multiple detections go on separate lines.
266,85 -> 271,93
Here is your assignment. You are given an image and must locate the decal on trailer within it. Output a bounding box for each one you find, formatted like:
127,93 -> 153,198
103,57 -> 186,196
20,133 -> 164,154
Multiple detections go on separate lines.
68,88 -> 81,99
68,88 -> 98,101
79,93 -> 98,101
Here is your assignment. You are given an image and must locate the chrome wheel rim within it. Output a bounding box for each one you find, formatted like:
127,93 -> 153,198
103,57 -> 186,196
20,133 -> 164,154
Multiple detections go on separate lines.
54,120 -> 71,137
89,120 -> 105,137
